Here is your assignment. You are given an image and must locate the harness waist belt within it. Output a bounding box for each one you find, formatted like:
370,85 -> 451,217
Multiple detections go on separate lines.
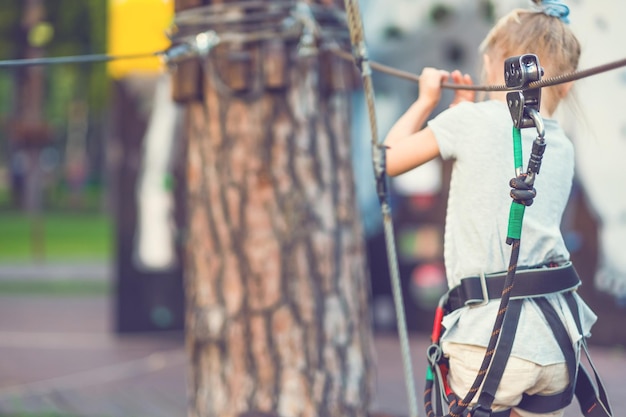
446,261 -> 580,312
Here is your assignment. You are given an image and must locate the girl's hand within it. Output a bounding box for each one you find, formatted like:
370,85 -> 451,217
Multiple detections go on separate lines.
418,67 -> 450,110
449,70 -> 474,107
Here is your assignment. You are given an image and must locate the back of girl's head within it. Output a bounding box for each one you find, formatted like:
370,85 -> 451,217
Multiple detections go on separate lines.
480,1 -> 580,76
479,1 -> 580,111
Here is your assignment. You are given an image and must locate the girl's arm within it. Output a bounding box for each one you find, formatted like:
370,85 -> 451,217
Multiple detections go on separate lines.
384,69 -> 473,177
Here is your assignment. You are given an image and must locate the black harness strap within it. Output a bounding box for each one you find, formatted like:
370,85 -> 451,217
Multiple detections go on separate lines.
517,297 -> 577,413
446,262 -> 580,312
564,292 -> 614,417
575,365 -> 613,417
517,294 -> 613,416
470,299 -> 523,417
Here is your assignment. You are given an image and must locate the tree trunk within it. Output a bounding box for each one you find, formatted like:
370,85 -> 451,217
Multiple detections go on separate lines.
13,0 -> 50,259
178,3 -> 375,416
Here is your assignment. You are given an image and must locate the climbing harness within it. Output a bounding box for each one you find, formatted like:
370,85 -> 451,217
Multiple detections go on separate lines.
427,270 -> 613,417
424,54 -> 613,417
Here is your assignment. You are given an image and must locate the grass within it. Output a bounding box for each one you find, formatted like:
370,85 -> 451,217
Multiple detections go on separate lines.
0,211 -> 113,295
5,413 -> 84,417
0,211 -> 113,262
4,408 -> 114,417
0,279 -> 111,296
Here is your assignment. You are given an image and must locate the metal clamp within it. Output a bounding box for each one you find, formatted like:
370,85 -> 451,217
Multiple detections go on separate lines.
477,271 -> 490,307
505,54 -> 543,129
469,403 -> 493,417
161,30 -> 221,67
292,2 -> 319,57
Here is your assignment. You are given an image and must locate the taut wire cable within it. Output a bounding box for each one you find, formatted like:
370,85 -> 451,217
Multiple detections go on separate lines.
1,21 -> 625,95
342,0 -> 420,416
0,52 -> 160,68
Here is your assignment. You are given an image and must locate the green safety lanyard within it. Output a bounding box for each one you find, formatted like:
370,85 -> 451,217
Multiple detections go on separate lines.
507,126 -> 527,242
507,110 -> 546,244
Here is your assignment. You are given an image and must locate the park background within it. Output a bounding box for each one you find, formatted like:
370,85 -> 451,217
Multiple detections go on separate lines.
0,0 -> 624,416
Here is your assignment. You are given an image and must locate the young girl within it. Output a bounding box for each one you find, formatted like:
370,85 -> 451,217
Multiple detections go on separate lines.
384,1 -> 599,416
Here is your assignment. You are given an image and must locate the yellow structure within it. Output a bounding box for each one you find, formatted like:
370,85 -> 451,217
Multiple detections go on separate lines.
107,0 -> 173,78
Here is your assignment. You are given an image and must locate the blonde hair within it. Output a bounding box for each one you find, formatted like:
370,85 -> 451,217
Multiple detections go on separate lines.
479,7 -> 581,113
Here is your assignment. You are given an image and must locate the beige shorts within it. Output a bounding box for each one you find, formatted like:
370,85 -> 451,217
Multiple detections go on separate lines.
442,342 -> 570,417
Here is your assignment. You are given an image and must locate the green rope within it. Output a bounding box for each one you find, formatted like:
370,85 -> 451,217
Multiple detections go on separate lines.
512,126 -> 523,172
507,127 -> 524,242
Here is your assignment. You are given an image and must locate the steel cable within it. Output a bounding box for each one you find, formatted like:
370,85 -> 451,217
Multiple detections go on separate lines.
343,0 -> 420,416
0,0 -> 623,94
327,45 -> 626,92
0,52 -> 159,68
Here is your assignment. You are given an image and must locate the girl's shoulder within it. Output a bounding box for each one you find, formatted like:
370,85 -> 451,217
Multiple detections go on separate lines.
433,100 -> 510,127
441,100 -> 508,117
468,100 -> 509,115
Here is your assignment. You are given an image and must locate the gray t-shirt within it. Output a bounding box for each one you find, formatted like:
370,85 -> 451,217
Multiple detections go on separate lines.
427,100 -> 597,365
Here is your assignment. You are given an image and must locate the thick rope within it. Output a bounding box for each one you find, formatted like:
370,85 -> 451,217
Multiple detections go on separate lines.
343,1 -> 420,417
448,240 -> 521,417
423,241 -> 523,417
327,45 -> 626,92
169,0 -> 626,92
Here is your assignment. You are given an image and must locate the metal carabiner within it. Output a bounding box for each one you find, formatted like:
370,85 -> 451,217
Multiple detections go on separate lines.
527,108 -> 545,139
525,108 -> 547,179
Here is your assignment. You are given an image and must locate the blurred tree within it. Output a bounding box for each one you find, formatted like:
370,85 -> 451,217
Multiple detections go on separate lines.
0,0 -> 20,61
45,0 -> 108,208
174,0 -> 375,416
0,0 -> 24,207
0,0 -> 107,121
0,0 -> 107,211
11,0 -> 50,258
45,0 -> 108,119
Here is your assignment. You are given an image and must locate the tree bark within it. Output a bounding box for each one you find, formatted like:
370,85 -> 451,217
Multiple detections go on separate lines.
180,5 -> 375,416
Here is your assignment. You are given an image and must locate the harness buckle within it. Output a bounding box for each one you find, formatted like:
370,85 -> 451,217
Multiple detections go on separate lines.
472,271 -> 490,307
470,403 -> 493,417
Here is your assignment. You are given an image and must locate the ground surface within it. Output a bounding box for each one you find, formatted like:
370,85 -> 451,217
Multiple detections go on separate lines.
0,262 -> 623,417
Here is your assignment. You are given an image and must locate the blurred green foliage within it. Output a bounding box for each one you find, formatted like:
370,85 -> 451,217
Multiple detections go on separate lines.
0,0 -> 20,61
0,0 -> 108,121
44,0 -> 109,118
0,0 -> 109,210
0,211 -> 113,261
